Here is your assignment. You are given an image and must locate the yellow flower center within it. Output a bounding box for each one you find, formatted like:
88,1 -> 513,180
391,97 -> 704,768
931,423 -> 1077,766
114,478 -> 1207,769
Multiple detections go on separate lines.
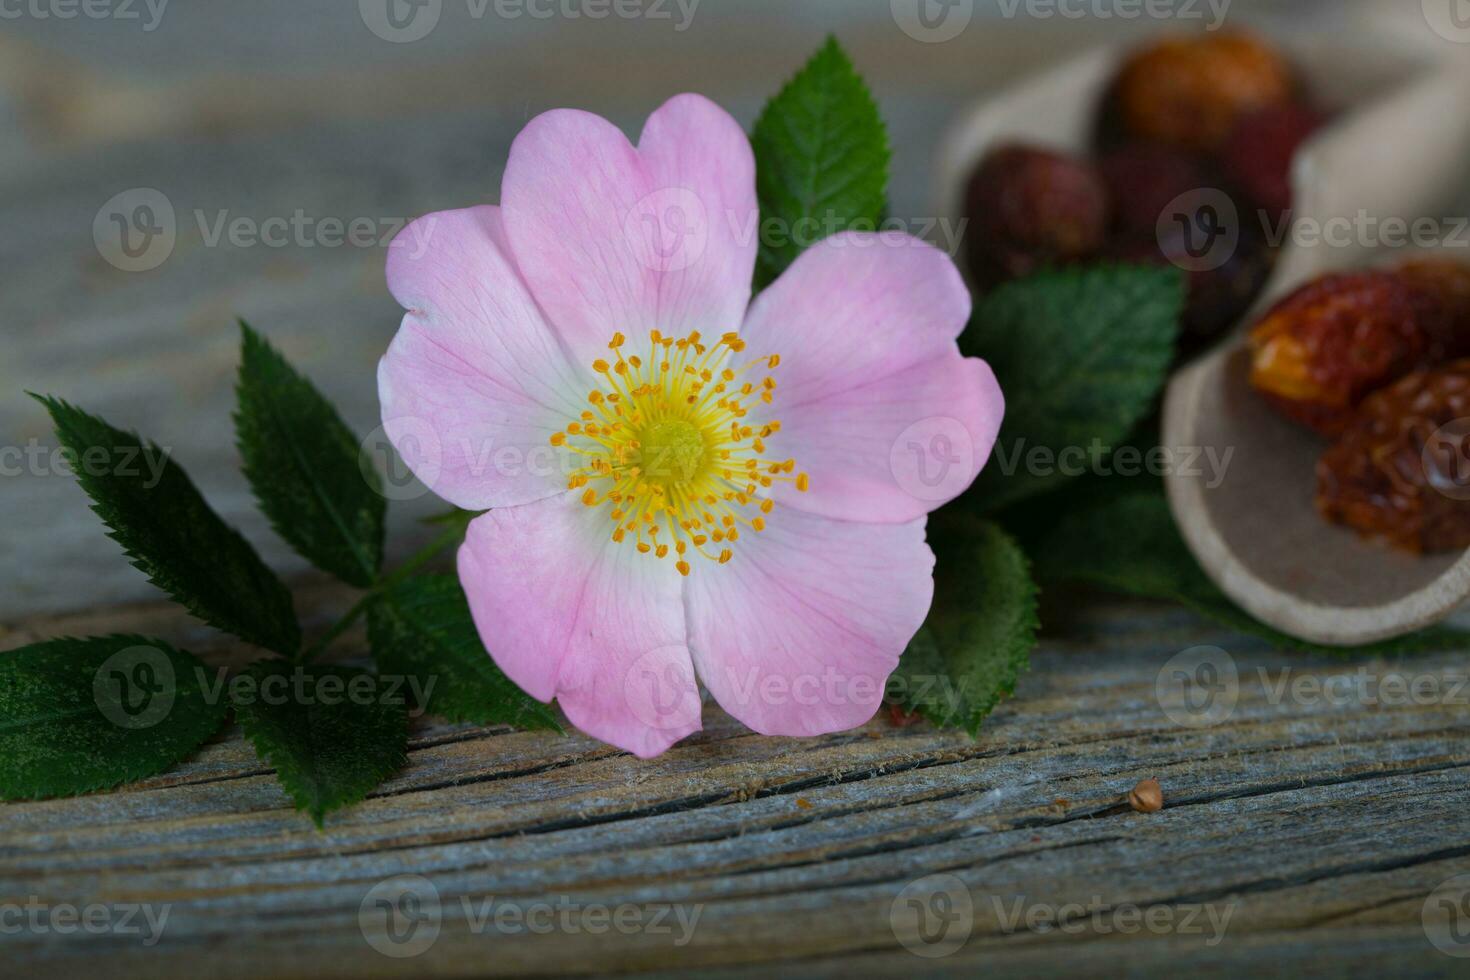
550,329 -> 808,575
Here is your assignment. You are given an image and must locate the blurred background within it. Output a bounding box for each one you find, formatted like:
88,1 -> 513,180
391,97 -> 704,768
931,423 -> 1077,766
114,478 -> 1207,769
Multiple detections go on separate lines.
0,0 -> 1460,619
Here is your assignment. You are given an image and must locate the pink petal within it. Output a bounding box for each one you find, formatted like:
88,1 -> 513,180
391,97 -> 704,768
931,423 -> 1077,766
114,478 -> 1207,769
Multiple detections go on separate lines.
684,507 -> 934,738
457,496 -> 700,759
379,206 -> 591,510
501,94 -> 757,365
740,232 -> 1004,522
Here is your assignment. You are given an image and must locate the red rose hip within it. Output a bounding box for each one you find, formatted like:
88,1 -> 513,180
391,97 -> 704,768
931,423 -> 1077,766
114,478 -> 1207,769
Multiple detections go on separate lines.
965,143 -> 1110,286
1317,361 -> 1470,552
1248,271 -> 1432,436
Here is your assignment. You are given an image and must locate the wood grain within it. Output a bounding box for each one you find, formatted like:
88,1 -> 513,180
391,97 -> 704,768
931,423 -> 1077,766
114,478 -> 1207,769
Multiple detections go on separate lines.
3,588 -> 1468,975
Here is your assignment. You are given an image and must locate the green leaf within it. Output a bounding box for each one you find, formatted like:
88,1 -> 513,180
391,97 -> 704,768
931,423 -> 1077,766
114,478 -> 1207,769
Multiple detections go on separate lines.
751,36 -> 890,289
890,516 -> 1038,732
368,574 -> 561,732
0,635 -> 227,800
234,661 -> 409,826
964,264 -> 1185,513
32,394 -> 300,655
235,322 -> 385,588
1034,485 -> 1470,656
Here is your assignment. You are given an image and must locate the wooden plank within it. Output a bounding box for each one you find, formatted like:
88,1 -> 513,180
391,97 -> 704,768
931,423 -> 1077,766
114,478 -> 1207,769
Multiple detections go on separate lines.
2,591 -> 1467,975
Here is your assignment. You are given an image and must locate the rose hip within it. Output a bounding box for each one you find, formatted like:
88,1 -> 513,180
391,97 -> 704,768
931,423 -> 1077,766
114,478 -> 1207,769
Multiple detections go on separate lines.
1221,104 -> 1325,221
1317,361 -> 1470,552
965,144 -> 1110,287
1248,271 -> 1431,436
1097,142 -> 1209,237
1113,32 -> 1294,153
1395,258 -> 1470,362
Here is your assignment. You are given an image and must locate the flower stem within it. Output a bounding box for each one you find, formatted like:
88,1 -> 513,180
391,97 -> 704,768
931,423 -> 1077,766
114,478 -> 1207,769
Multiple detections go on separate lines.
296,520 -> 471,663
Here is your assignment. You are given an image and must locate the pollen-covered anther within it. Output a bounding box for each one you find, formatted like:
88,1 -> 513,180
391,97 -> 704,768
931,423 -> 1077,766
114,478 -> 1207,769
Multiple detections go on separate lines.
551,329 -> 799,572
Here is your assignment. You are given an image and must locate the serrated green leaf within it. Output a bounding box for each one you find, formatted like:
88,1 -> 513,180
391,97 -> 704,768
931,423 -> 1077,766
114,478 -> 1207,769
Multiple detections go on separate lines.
0,635 -> 227,800
234,661 -> 408,826
368,574 -> 561,732
32,394 -> 300,655
752,36 -> 890,289
235,322 -> 385,588
964,264 -> 1185,512
1035,484 -> 1470,656
890,516 -> 1038,732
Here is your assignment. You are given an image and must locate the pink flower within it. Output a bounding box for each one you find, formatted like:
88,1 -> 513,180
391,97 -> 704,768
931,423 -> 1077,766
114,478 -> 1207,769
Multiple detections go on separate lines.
379,95 -> 1004,757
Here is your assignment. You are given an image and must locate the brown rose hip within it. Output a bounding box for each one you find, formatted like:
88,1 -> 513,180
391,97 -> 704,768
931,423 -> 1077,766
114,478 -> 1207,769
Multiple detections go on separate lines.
1113,32 -> 1294,153
965,144 -> 1110,287
1395,258 -> 1470,362
1317,361 -> 1470,552
1248,271 -> 1431,436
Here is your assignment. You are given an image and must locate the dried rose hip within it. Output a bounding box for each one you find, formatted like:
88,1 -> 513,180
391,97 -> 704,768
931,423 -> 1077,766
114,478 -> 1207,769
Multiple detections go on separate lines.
1317,361 -> 1470,552
1248,271 -> 1431,436
1097,142 -> 1209,237
965,144 -> 1110,287
1113,32 -> 1294,153
1221,104 -> 1325,221
1395,258 -> 1470,362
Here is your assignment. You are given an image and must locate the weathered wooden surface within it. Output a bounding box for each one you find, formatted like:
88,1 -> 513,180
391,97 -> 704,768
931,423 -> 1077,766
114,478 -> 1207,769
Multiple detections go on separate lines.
4,2 -> 1470,976
2,588 -> 1469,975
